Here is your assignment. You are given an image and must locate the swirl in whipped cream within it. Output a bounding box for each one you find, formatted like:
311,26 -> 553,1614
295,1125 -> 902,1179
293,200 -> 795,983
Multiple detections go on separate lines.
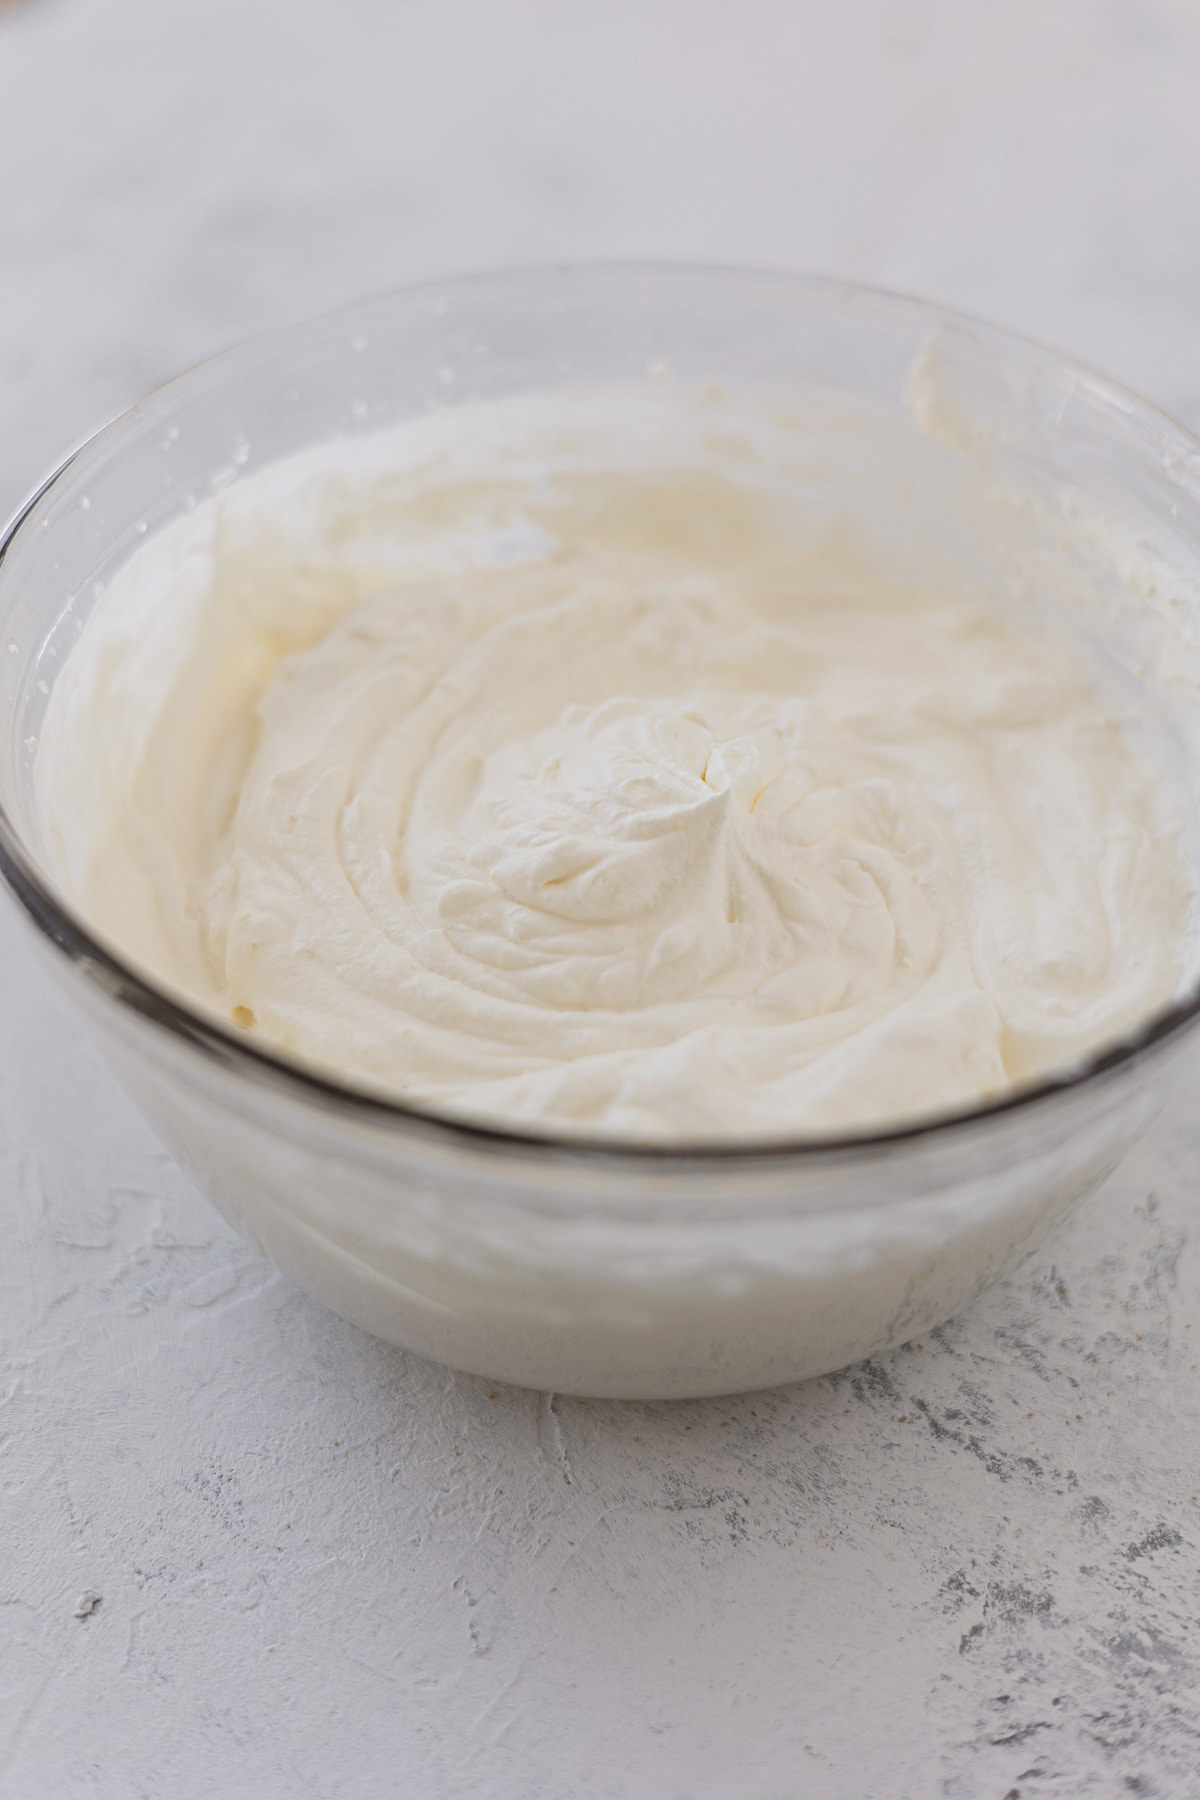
36,397 -> 1191,1140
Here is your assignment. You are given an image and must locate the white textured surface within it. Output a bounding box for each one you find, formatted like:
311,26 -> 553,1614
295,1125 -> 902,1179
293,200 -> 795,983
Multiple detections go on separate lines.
3,2 -> 1200,1794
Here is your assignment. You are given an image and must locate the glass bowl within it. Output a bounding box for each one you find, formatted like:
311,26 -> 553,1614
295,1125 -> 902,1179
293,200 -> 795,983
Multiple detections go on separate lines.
3,265 -> 1199,1400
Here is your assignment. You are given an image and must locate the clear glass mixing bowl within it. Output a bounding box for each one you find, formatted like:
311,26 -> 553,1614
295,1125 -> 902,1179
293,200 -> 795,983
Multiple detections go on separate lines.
3,265 -> 1199,1398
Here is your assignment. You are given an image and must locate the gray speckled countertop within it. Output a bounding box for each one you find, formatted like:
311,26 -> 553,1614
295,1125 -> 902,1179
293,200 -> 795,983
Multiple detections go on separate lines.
4,3 -> 1200,1794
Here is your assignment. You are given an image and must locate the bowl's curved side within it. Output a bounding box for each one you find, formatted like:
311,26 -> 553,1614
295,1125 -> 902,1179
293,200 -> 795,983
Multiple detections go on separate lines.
61,941 -> 1180,1397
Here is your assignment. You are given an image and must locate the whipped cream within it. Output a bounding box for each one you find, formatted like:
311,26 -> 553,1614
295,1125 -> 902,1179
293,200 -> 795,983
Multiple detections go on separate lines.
36,394 -> 1192,1141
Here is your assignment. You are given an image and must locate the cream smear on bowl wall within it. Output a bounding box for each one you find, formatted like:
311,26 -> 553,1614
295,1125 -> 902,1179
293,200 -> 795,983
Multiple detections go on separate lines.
33,388 -> 1196,1141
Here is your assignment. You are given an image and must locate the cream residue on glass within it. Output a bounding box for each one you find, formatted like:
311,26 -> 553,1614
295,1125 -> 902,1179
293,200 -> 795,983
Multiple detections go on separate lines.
35,392 -> 1193,1141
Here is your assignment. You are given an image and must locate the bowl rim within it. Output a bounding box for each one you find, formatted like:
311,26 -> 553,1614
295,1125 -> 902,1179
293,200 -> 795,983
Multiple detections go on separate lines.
3,257 -> 1200,1169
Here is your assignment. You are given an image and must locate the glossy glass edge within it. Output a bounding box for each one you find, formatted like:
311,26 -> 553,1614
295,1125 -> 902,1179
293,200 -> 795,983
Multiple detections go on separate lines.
2,260 -> 1199,1173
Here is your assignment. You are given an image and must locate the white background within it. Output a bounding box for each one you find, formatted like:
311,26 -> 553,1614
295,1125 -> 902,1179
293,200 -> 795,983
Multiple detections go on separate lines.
3,1 -> 1200,1794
